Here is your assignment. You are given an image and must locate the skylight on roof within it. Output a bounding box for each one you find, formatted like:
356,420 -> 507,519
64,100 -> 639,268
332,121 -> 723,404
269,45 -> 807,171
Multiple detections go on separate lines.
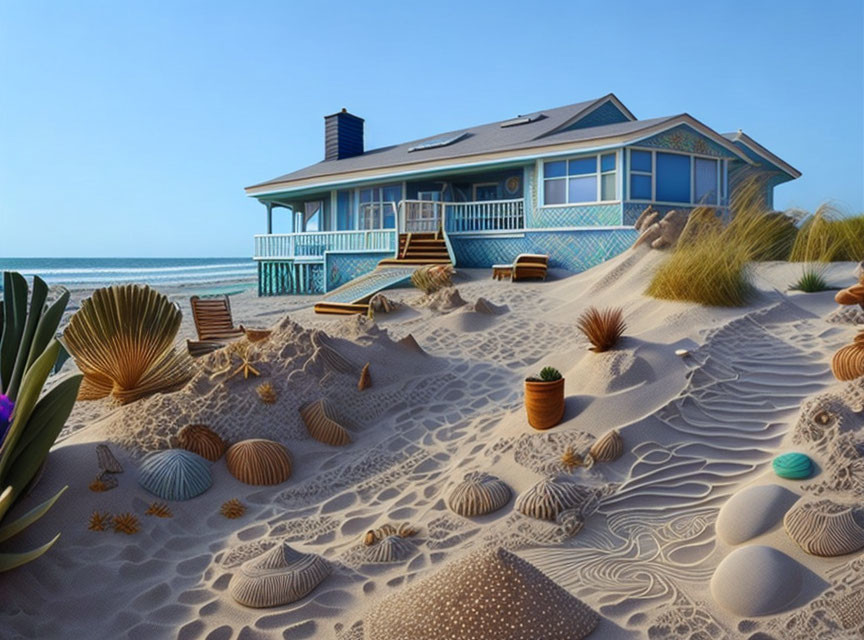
500,114 -> 545,128
408,132 -> 468,152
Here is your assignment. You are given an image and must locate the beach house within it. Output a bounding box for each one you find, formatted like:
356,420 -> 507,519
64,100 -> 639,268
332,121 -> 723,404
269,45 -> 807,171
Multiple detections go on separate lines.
246,94 -> 800,298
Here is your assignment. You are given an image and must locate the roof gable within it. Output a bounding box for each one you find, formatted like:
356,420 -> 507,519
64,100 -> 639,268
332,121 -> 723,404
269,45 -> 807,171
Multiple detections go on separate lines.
541,94 -> 635,135
631,123 -> 741,159
722,131 -> 801,179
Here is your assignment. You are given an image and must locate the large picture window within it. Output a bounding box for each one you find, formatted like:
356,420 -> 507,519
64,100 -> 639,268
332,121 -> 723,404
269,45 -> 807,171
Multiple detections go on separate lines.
628,148 -> 724,206
542,153 -> 617,205
359,185 -> 401,229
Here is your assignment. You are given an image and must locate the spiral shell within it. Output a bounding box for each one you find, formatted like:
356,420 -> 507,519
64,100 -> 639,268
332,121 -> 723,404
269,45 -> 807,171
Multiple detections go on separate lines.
225,439 -> 292,486
447,472 -> 511,517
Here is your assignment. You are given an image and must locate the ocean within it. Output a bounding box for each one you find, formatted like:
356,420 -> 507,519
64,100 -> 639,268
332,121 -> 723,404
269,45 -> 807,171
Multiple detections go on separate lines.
0,258 -> 257,294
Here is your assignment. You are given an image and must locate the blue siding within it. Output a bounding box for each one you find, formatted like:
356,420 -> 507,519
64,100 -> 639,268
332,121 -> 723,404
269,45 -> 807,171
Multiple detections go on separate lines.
561,101 -> 631,131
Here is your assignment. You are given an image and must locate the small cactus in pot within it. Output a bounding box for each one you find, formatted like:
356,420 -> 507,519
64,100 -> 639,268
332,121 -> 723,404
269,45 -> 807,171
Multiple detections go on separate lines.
524,366 -> 565,430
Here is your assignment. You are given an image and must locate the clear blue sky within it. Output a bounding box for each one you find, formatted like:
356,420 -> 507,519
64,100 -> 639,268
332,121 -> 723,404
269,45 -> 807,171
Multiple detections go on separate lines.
1,0 -> 862,258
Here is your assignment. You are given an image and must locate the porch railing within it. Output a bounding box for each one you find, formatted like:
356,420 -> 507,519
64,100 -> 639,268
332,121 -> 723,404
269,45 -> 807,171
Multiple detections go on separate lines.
401,200 -> 445,233
254,229 -> 397,260
444,199 -> 524,233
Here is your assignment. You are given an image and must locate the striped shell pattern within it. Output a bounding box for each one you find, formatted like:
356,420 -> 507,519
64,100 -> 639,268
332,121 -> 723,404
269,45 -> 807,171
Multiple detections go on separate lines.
515,477 -> 593,521
137,449 -> 212,501
229,543 -> 330,608
588,429 -> 624,462
299,399 -> 351,446
784,499 -> 864,557
831,333 -> 864,381
447,471 -> 512,517
226,439 -> 293,485
177,424 -> 227,462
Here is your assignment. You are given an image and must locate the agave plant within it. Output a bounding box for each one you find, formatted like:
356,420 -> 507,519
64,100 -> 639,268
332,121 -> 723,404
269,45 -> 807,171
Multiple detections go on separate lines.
0,272 -> 82,572
62,284 -> 194,404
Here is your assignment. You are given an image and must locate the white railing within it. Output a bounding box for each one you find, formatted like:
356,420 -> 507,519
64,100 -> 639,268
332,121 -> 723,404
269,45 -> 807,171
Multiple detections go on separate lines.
254,229 -> 397,259
401,200 -> 445,233
359,201 -> 398,230
444,199 -> 524,233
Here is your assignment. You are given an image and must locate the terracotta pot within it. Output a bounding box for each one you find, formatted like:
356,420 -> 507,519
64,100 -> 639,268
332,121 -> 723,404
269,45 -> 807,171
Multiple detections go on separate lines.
524,378 -> 565,430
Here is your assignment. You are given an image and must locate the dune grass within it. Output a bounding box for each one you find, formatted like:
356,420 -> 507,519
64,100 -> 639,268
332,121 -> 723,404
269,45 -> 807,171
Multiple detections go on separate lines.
790,267 -> 830,293
577,306 -> 626,352
646,177 -> 796,306
790,205 -> 864,263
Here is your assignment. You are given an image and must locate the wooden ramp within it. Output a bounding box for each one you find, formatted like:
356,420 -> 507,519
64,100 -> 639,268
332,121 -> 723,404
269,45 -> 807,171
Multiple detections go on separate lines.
314,266 -> 416,315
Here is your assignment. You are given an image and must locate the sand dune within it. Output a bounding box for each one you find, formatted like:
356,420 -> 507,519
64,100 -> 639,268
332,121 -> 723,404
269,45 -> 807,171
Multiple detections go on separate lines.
2,255 -> 863,639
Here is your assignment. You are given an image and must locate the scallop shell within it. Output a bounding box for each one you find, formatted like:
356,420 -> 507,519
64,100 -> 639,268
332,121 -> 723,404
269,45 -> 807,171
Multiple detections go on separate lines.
225,439 -> 292,485
784,499 -> 864,557
229,542 -> 330,608
363,535 -> 415,564
299,399 -> 351,446
515,477 -> 593,521
176,424 -> 227,462
137,449 -> 212,500
588,429 -> 623,462
447,471 -> 511,517
831,338 -> 864,381
772,452 -> 814,479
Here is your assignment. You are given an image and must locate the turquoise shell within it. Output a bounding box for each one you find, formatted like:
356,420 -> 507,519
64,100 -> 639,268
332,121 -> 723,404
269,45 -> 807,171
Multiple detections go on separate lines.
138,449 -> 212,500
772,452 -> 814,480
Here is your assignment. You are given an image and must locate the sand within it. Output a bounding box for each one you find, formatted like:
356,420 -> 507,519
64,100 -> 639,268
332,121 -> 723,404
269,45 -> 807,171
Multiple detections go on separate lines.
1,255 -> 863,640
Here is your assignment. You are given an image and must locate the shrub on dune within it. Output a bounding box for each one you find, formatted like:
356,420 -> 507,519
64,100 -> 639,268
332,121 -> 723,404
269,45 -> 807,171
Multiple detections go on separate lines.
791,267 -> 830,293
577,307 -> 626,352
791,206 -> 864,263
410,264 -> 455,295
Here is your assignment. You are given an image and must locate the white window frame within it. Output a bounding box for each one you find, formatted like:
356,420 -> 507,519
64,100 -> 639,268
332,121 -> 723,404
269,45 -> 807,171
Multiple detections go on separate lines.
472,182 -> 500,201
627,147 -> 726,208
417,190 -> 442,201
540,153 -> 620,208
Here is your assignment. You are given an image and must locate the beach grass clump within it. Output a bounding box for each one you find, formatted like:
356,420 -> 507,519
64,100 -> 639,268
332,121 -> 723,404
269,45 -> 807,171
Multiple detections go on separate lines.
790,267 -> 830,293
790,206 -> 864,263
647,176 -> 797,307
410,264 -> 455,295
577,307 -> 626,352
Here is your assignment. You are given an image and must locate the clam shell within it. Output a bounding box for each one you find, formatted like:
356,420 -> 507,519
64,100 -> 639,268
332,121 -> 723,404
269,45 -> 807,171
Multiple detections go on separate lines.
784,499 -> 864,557
588,429 -> 624,463
229,543 -> 329,608
137,449 -> 212,501
177,424 -> 227,462
363,535 -> 415,564
299,399 -> 351,446
831,339 -> 864,381
447,471 -> 511,517
515,477 -> 593,521
226,439 -> 292,485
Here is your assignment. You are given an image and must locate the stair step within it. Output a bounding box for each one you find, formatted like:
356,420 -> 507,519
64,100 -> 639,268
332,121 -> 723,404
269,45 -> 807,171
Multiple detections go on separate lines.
379,258 -> 452,265
314,302 -> 370,315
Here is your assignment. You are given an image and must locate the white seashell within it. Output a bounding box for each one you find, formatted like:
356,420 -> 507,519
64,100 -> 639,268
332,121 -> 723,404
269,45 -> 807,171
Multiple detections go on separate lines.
447,472 -> 512,517
363,535 -> 415,564
515,477 -> 593,521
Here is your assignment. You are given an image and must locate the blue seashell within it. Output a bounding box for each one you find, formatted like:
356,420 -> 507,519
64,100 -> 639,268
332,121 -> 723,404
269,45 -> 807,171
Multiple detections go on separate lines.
772,452 -> 814,480
138,449 -> 212,500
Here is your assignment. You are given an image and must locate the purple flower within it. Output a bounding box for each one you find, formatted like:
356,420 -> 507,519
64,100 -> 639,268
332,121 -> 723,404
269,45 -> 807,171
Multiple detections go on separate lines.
0,394 -> 13,447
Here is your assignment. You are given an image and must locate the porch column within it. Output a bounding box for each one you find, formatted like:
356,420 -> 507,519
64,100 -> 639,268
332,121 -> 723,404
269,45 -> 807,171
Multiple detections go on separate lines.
265,202 -> 273,234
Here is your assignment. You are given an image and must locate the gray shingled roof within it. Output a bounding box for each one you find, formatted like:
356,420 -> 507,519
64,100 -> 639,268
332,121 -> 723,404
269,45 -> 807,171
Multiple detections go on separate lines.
246,96 -> 744,193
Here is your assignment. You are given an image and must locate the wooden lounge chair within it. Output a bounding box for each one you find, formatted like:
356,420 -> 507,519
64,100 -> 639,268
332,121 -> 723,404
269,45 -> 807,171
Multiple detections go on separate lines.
492,254 -> 549,281
190,295 -> 246,341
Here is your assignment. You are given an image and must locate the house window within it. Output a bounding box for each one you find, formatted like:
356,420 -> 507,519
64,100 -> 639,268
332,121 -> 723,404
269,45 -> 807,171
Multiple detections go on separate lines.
629,150 -> 653,200
336,190 -> 354,230
655,152 -> 691,203
417,190 -> 441,201
542,153 -> 617,205
694,157 -> 719,205
473,183 -> 499,201
303,201 -> 323,232
359,185 -> 401,229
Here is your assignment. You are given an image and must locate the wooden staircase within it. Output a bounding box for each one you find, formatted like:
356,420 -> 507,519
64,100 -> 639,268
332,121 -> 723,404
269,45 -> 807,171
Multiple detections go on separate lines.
378,232 -> 451,266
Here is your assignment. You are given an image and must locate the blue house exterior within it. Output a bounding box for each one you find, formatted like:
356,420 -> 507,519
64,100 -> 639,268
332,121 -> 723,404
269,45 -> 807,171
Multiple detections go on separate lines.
246,94 -> 800,296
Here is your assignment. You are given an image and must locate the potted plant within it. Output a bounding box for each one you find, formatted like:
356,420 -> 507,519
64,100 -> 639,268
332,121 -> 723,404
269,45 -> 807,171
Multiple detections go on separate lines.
524,366 -> 565,430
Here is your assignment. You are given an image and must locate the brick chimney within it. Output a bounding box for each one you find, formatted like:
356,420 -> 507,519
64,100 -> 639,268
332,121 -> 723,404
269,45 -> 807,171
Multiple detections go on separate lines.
324,108 -> 364,161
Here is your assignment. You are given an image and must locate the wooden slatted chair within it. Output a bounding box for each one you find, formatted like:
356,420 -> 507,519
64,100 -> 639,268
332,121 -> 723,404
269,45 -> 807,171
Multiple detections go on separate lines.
190,295 -> 246,341
492,254 -> 549,281
186,339 -> 226,358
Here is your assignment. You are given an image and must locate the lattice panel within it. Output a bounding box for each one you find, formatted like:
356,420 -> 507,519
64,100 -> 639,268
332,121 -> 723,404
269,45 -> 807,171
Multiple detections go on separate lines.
531,203 -> 622,228
325,251 -> 393,292
636,125 -> 733,158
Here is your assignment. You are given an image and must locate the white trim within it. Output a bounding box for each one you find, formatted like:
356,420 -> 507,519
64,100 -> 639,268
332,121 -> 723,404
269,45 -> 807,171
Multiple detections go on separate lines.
540,200 -> 622,209
540,152 -> 619,206
727,131 -> 801,178
447,224 -> 635,238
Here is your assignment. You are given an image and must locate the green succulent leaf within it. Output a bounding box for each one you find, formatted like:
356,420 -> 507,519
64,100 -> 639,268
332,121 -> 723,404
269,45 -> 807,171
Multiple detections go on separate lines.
0,485 -> 67,543
25,287 -> 70,375
0,533 -> 61,573
6,276 -> 48,401
0,272 -> 28,393
0,340 -> 61,485
3,374 -> 82,497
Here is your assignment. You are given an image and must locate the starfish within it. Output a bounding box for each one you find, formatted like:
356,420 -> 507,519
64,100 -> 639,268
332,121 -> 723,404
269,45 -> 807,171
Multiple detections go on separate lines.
228,356 -> 260,380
